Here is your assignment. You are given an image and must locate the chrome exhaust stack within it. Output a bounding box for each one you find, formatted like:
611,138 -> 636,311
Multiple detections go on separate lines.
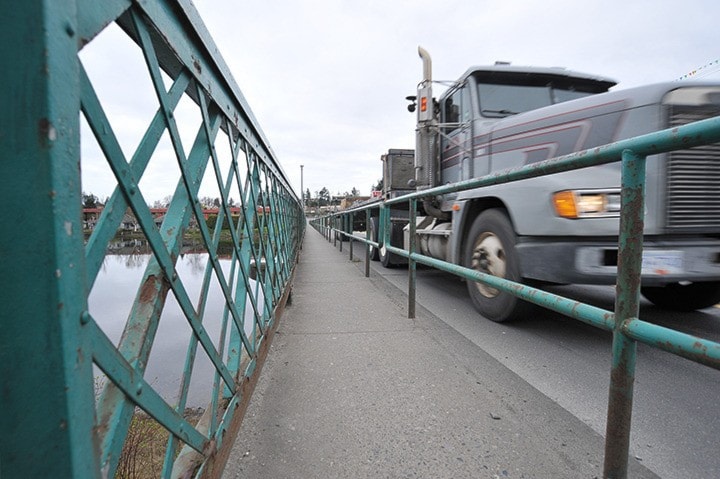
414,46 -> 438,191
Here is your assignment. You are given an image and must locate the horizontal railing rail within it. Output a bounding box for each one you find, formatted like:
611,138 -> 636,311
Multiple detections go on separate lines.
311,114 -> 720,478
1,1 -> 304,478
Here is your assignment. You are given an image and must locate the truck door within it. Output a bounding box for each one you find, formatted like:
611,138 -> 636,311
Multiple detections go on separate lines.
440,85 -> 472,184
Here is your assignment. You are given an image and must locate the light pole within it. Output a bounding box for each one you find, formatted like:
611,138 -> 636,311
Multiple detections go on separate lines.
300,164 -> 304,213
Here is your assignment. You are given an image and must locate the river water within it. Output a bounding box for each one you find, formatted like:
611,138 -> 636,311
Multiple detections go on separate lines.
89,251 -> 262,408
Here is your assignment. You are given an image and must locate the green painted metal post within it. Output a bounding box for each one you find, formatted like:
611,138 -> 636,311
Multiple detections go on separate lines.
365,210 -> 371,278
408,199 -> 417,319
334,215 -> 338,248
338,215 -> 342,252
348,213 -> 355,261
381,205 -> 389,261
0,1 -> 99,476
603,150 -> 645,478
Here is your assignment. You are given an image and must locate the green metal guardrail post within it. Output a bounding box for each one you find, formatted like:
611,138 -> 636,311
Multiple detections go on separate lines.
333,215 -> 338,248
603,150 -> 645,478
381,204 -> 389,262
365,209 -> 371,278
408,199 -> 418,319
338,215 -> 343,252
349,213 -> 354,261
0,2 -> 99,476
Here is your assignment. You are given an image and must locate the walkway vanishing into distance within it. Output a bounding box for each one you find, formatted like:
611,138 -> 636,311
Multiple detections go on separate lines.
220,228 -> 658,478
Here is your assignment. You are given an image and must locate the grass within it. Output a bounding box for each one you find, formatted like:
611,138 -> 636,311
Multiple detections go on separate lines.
95,378 -> 205,479
114,409 -> 204,479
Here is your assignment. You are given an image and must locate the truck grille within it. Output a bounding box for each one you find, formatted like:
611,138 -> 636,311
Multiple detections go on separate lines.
665,105 -> 720,232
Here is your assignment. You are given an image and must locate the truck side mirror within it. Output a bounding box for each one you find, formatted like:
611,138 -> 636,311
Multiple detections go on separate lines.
406,95 -> 417,113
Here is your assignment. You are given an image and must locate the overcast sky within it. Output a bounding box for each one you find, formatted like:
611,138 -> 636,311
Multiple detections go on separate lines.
80,0 -> 720,203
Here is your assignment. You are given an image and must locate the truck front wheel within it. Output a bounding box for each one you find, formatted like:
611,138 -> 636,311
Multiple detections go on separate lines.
641,281 -> 720,311
464,209 -> 533,322
380,222 -> 405,268
368,217 -> 380,261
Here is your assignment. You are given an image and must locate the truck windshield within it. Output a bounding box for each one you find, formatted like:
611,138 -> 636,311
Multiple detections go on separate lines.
475,73 -> 611,118
479,83 -> 552,117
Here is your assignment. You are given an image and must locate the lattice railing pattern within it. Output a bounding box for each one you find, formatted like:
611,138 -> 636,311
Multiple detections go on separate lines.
0,1 -> 304,477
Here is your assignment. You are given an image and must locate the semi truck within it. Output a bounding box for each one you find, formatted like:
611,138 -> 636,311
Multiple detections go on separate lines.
368,47 -> 720,322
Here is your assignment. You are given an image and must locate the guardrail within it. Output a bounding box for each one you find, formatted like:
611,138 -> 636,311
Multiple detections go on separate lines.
0,2 -> 304,478
311,115 -> 720,478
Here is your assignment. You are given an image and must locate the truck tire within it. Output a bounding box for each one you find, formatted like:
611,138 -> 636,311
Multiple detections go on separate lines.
380,222 -> 405,268
368,217 -> 380,261
641,281 -> 720,311
464,209 -> 534,322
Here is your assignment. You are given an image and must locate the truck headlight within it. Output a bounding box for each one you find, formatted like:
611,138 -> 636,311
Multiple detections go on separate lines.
552,189 -> 621,218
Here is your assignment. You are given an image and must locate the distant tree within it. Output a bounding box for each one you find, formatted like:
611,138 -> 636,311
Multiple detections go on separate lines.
351,187 -> 360,196
318,187 -> 330,206
152,195 -> 173,209
199,196 -> 215,209
82,192 -> 99,209
206,214 -> 219,230
304,188 -> 312,205
371,178 -> 383,192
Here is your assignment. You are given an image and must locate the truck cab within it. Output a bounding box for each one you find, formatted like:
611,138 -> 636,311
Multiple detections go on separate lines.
437,66 -> 615,185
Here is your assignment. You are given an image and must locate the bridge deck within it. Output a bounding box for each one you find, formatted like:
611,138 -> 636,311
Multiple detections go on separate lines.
222,228 -> 657,478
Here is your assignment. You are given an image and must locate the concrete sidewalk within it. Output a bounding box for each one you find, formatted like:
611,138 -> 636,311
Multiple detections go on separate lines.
222,229 -> 657,478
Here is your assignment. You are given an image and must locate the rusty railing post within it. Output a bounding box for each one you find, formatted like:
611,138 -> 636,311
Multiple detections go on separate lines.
603,150 -> 645,478
365,209 -> 371,277
408,199 -> 417,318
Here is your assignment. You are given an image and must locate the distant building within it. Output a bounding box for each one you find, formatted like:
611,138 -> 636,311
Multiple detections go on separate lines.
83,206 -> 245,232
340,196 -> 371,210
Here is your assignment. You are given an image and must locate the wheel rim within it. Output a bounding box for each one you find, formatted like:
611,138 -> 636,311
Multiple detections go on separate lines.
470,232 -> 506,298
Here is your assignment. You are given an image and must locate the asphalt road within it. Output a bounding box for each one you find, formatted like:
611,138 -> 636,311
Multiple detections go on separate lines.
346,238 -> 720,479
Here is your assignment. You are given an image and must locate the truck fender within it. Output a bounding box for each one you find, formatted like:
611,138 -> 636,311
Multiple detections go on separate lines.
449,200 -> 470,265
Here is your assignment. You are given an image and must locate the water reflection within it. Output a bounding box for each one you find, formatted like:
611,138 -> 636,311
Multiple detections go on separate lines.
90,252 -> 263,408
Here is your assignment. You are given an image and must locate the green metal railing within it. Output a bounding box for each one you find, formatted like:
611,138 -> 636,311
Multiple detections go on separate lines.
1,2 -> 304,478
312,115 -> 720,479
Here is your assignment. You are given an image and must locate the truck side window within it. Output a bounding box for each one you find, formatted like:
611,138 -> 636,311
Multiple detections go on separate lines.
445,98 -> 459,124
443,87 -> 468,130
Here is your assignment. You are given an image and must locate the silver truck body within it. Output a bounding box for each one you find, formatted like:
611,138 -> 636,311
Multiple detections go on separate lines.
385,49 -> 720,319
